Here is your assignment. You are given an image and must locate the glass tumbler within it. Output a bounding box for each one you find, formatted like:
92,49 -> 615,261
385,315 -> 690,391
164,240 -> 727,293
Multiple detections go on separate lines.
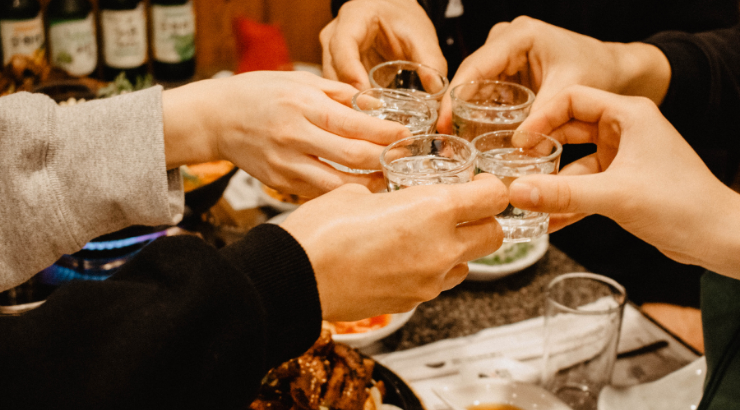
451,80 -> 535,141
472,130 -> 562,243
368,60 -> 449,111
380,134 -> 476,191
542,273 -> 627,410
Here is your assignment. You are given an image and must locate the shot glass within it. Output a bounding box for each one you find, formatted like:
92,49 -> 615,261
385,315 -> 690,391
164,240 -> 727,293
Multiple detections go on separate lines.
380,134 -> 476,191
325,89 -> 437,175
472,130 -> 562,243
368,60 -> 449,111
542,273 -> 627,410
353,88 -> 437,135
451,80 -> 535,141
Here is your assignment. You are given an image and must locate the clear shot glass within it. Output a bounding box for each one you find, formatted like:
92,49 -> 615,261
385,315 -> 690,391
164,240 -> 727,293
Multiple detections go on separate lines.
380,134 -> 476,191
451,80 -> 535,141
353,88 -> 437,135
368,60 -> 449,111
472,130 -> 561,243
542,273 -> 627,410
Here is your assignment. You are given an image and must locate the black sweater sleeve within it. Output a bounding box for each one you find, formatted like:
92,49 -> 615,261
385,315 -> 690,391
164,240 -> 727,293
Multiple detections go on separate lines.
644,25 -> 740,182
0,224 -> 322,410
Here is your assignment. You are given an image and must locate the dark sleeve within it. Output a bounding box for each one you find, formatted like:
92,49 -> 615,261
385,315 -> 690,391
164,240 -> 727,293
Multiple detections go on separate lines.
0,224 -> 322,410
644,25 -> 740,182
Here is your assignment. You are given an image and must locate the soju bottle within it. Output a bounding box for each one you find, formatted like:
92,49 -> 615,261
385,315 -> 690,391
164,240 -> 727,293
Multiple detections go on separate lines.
99,0 -> 148,82
0,0 -> 45,65
150,0 -> 195,82
46,0 -> 98,77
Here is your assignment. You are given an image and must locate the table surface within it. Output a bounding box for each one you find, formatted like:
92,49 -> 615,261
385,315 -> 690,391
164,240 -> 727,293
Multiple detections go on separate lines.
373,243 -> 700,388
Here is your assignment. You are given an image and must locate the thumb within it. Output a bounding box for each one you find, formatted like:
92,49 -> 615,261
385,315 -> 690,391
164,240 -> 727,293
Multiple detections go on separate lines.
509,173 -> 611,216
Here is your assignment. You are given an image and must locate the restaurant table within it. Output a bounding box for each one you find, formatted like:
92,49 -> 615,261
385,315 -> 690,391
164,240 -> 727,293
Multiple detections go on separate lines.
205,189 -> 701,389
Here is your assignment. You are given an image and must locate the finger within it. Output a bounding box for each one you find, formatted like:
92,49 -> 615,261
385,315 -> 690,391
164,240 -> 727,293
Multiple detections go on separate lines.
559,153 -> 603,176
328,14 -> 376,90
509,173 -> 614,216
307,96 -> 412,145
322,47 -> 339,81
518,85 -> 621,138
441,263 -> 470,291
277,156 -> 387,197
547,212 -> 589,232
441,174 -> 510,222
320,22 -> 340,80
455,217 -> 504,262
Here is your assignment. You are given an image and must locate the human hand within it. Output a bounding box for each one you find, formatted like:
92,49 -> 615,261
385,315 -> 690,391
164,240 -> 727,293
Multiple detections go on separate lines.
320,0 -> 446,90
162,71 -> 411,198
280,174 -> 508,321
437,17 -> 670,133
508,85 -> 740,278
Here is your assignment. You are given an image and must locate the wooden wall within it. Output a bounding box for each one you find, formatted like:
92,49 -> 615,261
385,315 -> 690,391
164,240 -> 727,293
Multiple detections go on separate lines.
38,0 -> 333,78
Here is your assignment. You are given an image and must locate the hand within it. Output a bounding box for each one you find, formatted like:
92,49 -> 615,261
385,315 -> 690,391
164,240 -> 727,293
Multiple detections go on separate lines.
508,85 -> 740,278
320,0 -> 446,90
281,174 -> 508,321
437,16 -> 670,133
162,71 -> 411,198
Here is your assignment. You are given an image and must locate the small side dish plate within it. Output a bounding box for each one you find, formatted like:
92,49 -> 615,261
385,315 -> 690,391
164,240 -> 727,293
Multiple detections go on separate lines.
467,235 -> 549,281
434,379 -> 572,410
332,309 -> 416,349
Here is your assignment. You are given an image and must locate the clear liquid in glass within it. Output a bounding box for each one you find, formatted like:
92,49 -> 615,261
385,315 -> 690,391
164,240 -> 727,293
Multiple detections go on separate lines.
385,155 -> 473,190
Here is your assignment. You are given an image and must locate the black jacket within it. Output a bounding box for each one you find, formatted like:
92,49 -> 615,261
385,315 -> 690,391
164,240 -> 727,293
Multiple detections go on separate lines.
0,224 -> 322,409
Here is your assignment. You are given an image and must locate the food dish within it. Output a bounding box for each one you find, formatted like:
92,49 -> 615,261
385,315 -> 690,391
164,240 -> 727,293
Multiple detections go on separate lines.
249,329 -> 422,410
259,183 -> 310,211
467,235 -> 549,281
433,379 -> 572,410
331,309 -> 416,349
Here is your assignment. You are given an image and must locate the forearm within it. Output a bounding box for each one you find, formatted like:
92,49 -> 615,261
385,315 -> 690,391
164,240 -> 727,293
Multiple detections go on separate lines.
0,89 -> 183,290
689,186 -> 740,280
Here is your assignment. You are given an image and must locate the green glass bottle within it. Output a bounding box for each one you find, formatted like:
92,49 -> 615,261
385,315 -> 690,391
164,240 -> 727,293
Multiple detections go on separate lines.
99,0 -> 148,82
0,0 -> 45,65
46,0 -> 98,77
150,0 -> 195,82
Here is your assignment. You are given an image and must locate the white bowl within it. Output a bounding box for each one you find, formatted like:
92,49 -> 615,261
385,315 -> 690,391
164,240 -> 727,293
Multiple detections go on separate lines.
434,379 -> 573,410
467,234 -> 549,281
332,308 -> 415,349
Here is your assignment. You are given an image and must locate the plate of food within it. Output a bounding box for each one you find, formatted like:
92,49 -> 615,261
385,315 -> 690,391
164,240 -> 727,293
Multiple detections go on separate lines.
466,235 -> 549,281
249,329 -> 423,410
258,183 -> 311,212
325,309 -> 416,349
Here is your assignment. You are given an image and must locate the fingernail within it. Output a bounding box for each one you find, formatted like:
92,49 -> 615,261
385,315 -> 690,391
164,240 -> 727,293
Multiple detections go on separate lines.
529,185 -> 540,206
511,182 -> 540,206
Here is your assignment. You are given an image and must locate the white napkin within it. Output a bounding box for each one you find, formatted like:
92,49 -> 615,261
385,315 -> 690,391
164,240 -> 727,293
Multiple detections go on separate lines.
374,303 -> 665,410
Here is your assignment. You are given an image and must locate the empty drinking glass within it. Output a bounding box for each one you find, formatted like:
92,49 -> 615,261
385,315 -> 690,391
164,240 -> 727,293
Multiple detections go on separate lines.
542,273 -> 627,410
473,130 -> 562,242
451,80 -> 535,141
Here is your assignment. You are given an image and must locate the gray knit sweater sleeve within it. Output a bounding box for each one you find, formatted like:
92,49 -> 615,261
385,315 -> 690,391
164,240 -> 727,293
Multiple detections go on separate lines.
0,86 -> 184,290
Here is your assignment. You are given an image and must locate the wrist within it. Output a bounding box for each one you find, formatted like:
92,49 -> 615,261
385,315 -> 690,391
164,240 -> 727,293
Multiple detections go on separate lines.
610,42 -> 671,105
162,80 -> 219,169
696,187 -> 740,280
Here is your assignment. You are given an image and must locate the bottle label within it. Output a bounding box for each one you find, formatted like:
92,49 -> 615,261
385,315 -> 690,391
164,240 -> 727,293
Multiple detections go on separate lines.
0,14 -> 45,65
49,13 -> 97,76
152,3 -> 195,64
102,4 -> 148,69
